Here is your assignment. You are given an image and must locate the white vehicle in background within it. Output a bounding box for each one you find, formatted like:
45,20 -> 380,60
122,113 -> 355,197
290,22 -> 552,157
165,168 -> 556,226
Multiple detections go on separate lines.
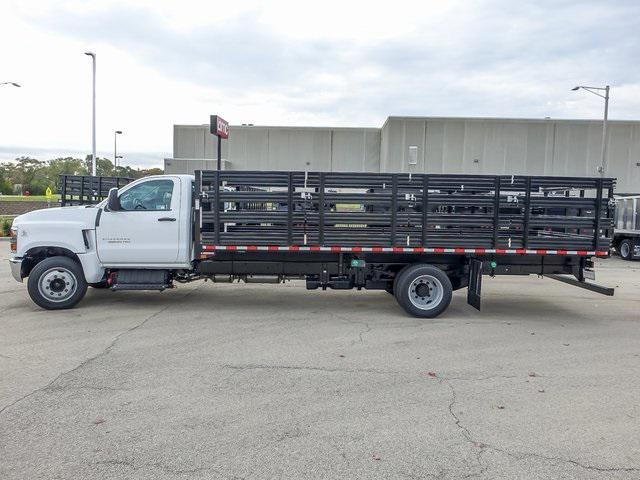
614,195 -> 640,260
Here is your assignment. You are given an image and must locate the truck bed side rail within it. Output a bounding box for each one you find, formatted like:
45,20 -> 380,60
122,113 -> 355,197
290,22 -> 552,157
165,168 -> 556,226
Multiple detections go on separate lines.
59,174 -> 133,206
195,170 -> 615,257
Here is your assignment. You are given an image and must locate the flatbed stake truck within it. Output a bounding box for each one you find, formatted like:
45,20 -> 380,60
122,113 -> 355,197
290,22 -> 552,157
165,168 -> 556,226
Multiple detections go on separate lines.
613,195 -> 640,260
9,171 -> 615,317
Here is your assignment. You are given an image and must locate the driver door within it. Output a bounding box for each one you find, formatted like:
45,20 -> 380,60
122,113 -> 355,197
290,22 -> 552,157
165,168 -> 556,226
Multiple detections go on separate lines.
96,177 -> 181,265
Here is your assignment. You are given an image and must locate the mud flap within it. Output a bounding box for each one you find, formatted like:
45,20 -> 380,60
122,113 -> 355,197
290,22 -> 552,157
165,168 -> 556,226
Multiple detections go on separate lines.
467,259 -> 483,311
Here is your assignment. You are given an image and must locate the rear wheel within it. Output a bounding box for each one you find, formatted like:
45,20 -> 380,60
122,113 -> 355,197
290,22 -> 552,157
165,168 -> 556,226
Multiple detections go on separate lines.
27,256 -> 88,310
619,239 -> 634,260
395,264 -> 452,318
392,264 -> 411,301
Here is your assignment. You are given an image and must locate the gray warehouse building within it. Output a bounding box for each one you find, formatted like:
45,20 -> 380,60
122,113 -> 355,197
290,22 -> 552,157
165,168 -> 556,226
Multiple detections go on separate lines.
165,116 -> 640,193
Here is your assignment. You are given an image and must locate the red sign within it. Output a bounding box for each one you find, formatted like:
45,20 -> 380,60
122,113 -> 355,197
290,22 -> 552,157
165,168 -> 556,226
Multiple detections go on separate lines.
210,115 -> 229,139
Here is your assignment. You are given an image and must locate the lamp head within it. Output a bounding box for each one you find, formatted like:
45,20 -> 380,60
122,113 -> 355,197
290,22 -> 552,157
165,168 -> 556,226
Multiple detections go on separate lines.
84,51 -> 96,57
11,82 -> 21,87
571,86 -> 581,91
115,130 -> 123,134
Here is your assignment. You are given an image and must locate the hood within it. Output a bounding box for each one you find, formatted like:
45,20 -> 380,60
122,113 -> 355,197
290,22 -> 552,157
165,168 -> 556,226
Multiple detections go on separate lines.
13,205 -> 99,229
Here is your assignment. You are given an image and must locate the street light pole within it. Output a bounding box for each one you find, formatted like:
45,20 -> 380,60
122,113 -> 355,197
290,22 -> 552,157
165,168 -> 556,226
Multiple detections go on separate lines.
572,85 -> 610,178
114,130 -> 123,170
601,86 -> 610,178
85,52 -> 97,176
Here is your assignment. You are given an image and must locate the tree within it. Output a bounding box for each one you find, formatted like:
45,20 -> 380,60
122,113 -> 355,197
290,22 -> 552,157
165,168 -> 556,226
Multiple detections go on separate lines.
0,155 -> 164,194
1,157 -> 47,195
139,168 -> 164,177
115,165 -> 143,179
83,155 -> 117,177
44,157 -> 86,191
96,157 -> 114,176
0,169 -> 12,194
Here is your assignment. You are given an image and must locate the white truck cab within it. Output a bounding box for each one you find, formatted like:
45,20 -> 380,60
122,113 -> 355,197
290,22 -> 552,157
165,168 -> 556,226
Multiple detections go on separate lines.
9,175 -> 195,309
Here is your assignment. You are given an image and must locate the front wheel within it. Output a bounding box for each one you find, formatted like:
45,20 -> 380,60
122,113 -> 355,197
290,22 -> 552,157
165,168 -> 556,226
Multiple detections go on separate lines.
27,256 -> 88,310
395,264 -> 453,318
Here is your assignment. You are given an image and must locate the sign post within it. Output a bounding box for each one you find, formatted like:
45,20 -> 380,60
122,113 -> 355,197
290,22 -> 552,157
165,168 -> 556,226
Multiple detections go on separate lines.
209,115 -> 229,171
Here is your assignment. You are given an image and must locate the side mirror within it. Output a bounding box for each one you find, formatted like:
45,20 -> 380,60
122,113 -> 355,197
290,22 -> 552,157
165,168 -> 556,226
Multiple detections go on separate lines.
107,188 -> 121,211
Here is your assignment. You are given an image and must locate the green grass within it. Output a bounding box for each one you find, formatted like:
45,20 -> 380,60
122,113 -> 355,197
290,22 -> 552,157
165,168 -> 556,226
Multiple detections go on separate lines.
0,194 -> 60,202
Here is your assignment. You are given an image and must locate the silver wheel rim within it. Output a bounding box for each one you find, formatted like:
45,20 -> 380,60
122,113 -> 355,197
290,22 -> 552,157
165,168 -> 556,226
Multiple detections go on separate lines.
408,274 -> 444,310
621,242 -> 630,258
38,267 -> 77,302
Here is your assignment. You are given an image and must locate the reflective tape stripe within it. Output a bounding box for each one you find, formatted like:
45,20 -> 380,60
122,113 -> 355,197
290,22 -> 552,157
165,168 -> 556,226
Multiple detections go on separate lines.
200,245 -> 608,256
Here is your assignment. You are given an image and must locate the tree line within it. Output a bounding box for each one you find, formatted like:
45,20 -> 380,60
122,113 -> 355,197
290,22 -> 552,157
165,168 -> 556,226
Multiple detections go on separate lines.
0,156 -> 163,195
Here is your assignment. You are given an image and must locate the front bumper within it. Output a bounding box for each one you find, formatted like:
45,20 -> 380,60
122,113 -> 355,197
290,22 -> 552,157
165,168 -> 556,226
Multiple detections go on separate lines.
9,257 -> 23,283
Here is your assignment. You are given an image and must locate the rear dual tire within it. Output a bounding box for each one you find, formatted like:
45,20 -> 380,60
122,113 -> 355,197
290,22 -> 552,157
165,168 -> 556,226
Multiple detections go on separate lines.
394,264 -> 453,318
27,256 -> 88,310
619,239 -> 635,261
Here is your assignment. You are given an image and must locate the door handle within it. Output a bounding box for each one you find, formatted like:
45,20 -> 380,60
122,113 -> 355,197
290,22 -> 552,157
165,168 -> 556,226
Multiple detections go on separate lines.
158,217 -> 176,222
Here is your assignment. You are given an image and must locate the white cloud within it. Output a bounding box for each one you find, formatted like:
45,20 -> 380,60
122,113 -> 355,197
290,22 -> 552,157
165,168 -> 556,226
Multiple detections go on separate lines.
1,0 -> 638,167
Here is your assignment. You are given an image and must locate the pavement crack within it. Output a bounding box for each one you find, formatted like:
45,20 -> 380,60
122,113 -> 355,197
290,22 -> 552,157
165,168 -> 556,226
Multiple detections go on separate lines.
330,311 -> 371,346
48,384 -> 129,392
440,376 -> 640,475
0,285 -> 203,417
355,321 -> 372,345
94,459 -> 229,476
491,449 -> 640,473
222,363 -> 396,375
441,378 -> 487,478
444,374 -> 518,382
95,459 -> 135,468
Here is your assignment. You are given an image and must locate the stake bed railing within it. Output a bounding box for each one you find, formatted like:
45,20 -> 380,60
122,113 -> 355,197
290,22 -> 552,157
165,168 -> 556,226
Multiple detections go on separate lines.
195,170 -> 615,255
59,174 -> 132,206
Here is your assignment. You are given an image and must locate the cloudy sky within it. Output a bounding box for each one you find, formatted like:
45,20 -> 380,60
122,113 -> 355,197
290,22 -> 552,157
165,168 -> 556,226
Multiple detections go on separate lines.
1,0 -> 638,167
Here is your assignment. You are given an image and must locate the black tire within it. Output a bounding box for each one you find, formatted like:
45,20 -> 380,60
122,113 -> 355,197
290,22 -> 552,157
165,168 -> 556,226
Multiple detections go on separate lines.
394,264 -> 453,318
27,256 -> 88,310
392,264 -> 412,302
619,239 -> 634,261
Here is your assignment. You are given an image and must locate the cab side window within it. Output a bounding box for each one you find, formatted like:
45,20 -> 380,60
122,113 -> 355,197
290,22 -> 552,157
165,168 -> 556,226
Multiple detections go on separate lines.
119,180 -> 174,211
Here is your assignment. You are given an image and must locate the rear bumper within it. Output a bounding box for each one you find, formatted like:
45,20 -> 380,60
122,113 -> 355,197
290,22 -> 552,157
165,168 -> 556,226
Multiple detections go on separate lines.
9,257 -> 23,283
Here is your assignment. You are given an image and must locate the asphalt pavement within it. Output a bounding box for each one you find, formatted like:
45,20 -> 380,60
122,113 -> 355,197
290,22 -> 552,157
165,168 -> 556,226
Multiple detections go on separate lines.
1,247 -> 639,479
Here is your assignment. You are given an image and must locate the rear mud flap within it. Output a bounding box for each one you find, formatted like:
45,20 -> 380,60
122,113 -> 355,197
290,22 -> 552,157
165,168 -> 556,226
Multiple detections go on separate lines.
467,259 -> 482,311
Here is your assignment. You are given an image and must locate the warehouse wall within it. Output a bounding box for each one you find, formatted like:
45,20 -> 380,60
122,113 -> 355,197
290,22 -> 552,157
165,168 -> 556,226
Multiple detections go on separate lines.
164,158 -> 221,175
171,125 -> 380,173
380,117 -> 640,193
170,117 -> 640,193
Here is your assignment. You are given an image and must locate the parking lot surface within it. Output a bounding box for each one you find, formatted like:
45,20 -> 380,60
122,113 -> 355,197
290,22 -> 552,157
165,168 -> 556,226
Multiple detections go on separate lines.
1,247 -> 639,479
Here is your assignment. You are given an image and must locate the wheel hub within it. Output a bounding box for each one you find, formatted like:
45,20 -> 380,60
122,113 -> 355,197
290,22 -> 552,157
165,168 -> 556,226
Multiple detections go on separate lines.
50,278 -> 66,292
415,283 -> 431,297
38,268 -> 77,302
408,275 -> 444,310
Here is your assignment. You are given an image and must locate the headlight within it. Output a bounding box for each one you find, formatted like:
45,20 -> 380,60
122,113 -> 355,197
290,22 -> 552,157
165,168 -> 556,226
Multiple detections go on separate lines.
10,227 -> 17,253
